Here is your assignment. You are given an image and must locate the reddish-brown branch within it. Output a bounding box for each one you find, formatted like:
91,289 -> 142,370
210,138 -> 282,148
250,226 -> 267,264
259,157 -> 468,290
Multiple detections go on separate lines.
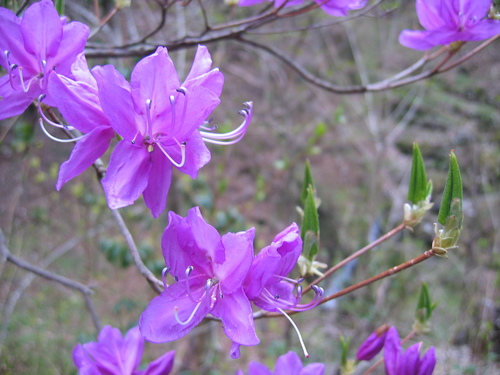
255,249 -> 436,319
305,223 -> 406,292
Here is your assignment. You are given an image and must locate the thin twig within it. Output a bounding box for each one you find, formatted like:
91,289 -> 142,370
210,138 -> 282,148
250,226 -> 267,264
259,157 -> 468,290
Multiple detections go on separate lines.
306,223 -> 406,292
110,209 -> 163,294
0,229 -> 101,334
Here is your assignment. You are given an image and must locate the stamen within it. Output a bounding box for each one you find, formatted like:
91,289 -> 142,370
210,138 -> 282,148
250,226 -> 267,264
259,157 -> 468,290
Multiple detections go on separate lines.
200,102 -> 252,145
169,95 -> 177,134
174,301 -> 203,325
156,141 -> 186,168
39,118 -> 85,143
176,87 -> 188,132
131,132 -> 139,144
7,63 -> 18,90
200,119 -> 217,131
145,99 -> 153,140
277,307 -> 310,358
161,267 -> 171,288
39,60 -> 47,88
37,95 -> 74,130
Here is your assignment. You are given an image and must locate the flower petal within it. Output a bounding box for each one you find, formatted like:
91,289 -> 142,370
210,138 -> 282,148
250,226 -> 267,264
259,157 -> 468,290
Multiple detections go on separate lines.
356,330 -> 387,361
142,148 -> 173,218
416,0 -> 447,30
248,361 -> 273,375
302,363 -> 326,375
164,130 -> 211,179
143,350 -> 175,375
139,282 -> 212,343
384,327 -> 401,375
102,140 -> 152,210
123,326 -> 145,373
274,351 -> 302,375
48,72 -> 108,134
130,47 -> 179,121
162,211 -> 199,277
211,287 -> 259,346
177,206 -> 225,274
417,346 -> 436,375
56,126 -> 115,190
49,20 -> 90,76
93,64 -> 142,141
0,8 -> 33,70
401,342 -> 422,375
21,0 -> 62,61
0,75 -> 38,120
217,228 -> 255,295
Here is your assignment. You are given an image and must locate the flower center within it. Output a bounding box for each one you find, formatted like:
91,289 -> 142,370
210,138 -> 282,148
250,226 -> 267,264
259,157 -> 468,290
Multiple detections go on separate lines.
4,50 -> 48,92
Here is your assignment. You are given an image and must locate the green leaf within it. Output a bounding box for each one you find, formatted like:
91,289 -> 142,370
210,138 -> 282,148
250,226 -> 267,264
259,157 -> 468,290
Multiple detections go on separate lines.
416,282 -> 437,322
300,160 -> 315,204
301,185 -> 320,260
55,0 -> 64,15
339,335 -> 350,366
408,143 -> 428,204
438,151 -> 463,226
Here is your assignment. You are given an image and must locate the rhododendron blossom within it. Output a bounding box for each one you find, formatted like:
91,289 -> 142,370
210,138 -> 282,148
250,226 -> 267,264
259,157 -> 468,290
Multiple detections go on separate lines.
73,325 -> 175,375
139,207 -> 259,357
399,0 -> 500,50
90,45 -> 251,217
0,0 -> 89,120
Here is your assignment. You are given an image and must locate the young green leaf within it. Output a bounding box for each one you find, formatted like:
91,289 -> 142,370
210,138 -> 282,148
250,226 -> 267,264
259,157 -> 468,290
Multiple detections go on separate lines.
438,151 -> 463,226
408,142 -> 428,204
301,185 -> 320,261
301,159 -> 315,205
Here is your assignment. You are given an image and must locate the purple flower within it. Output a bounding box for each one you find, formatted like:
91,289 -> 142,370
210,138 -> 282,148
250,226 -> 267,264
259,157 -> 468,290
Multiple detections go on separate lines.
237,0 -> 367,17
384,327 -> 436,375
73,325 -> 175,375
0,0 -> 89,120
243,223 -> 323,313
46,53 -> 115,190
236,351 -> 325,375
90,45 -> 251,217
139,207 -> 259,357
356,324 -> 390,361
399,0 -> 500,50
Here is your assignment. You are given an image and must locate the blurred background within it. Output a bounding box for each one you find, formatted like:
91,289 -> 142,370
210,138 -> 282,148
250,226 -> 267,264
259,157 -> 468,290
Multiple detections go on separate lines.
0,0 -> 499,373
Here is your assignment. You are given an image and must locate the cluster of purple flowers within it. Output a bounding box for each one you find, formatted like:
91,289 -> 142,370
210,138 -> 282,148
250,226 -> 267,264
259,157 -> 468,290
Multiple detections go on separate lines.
1,0 -> 252,219
139,207 -> 323,358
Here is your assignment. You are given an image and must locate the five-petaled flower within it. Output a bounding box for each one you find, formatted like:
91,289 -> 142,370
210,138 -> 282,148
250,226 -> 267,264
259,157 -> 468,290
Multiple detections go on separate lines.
236,351 -> 325,375
237,0 -> 367,17
139,207 -> 259,357
73,325 -> 175,375
90,45 -> 251,218
384,327 -> 436,375
399,0 -> 500,50
0,0 -> 89,120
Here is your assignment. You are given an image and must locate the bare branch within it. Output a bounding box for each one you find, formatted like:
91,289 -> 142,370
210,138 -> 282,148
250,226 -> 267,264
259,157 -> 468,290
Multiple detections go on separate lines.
110,209 -> 164,294
0,228 -> 101,338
